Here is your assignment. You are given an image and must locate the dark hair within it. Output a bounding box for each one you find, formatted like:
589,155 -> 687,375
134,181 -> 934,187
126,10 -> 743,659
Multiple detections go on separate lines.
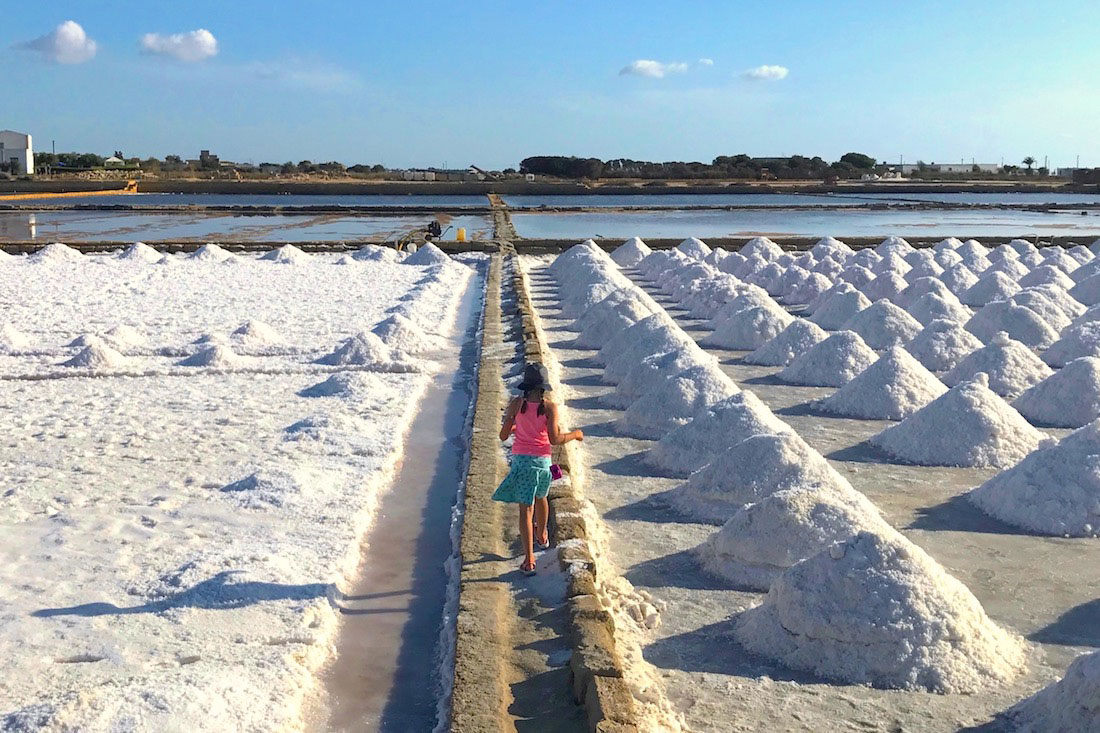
519,389 -> 546,416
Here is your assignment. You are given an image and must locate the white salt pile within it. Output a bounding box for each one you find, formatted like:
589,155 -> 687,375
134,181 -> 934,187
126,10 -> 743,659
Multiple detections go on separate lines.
31,243 -> 84,262
739,237 -> 784,261
352,244 -> 400,263
605,347 -> 712,409
734,530 -> 1025,692
298,370 -> 390,399
371,313 -> 442,353
116,242 -> 164,263
962,271 -> 1020,307
851,249 -> 882,268
934,248 -> 963,268
809,289 -> 871,330
1070,272 -> 1100,306
1043,322 -> 1100,367
934,237 -> 963,252
840,300 -> 923,350
314,331 -> 423,372
705,291 -> 782,329
818,347 -> 947,420
945,332 -> 1054,398
906,319 -> 983,372
1014,357 -> 1100,428
611,237 -> 651,267
601,322 -> 693,383
645,392 -> 792,477
1019,264 -> 1076,290
870,373 -> 1047,467
402,241 -> 453,267
941,264 -> 980,296
615,364 -> 738,440
60,342 -> 129,369
744,319 -> 829,367
231,319 -> 284,347
259,244 -> 311,264
907,292 -> 972,326
1,323 -> 31,352
861,271 -> 909,302
703,305 -> 794,350
667,432 -> 852,523
177,344 -> 248,368
595,313 -> 675,368
985,257 -> 1030,281
779,330 -> 878,387
704,247 -> 730,267
696,487 -> 892,591
872,252 -> 913,277
896,276 -> 953,309
967,420 -> 1100,536
219,468 -> 311,509
783,272 -> 833,306
574,296 -> 653,349
676,237 -> 712,260
876,235 -> 915,256
1031,283 -> 1087,320
187,243 -> 236,262
1010,290 -> 1072,333
102,325 -> 147,352
965,301 -> 1059,350
567,286 -> 634,328
837,264 -> 876,289
1005,648 -> 1100,730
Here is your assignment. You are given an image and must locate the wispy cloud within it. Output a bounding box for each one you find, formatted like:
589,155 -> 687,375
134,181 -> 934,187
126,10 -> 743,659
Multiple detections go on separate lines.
619,59 -> 689,79
16,20 -> 97,64
140,29 -> 218,62
698,58 -> 715,67
245,60 -> 361,93
742,64 -> 789,81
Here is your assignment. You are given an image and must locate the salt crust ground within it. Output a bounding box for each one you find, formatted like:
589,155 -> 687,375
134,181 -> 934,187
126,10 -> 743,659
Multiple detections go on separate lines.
0,249 -> 474,730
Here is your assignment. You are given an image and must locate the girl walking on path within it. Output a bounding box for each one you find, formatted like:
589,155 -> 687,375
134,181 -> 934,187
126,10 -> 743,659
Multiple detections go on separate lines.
493,364 -> 583,576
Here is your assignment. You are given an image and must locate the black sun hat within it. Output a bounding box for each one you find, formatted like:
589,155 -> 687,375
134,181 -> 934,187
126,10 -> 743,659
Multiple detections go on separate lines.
517,363 -> 552,393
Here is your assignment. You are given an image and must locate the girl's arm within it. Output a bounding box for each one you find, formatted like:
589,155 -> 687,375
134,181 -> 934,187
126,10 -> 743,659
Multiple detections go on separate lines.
545,401 -> 584,445
499,397 -> 520,441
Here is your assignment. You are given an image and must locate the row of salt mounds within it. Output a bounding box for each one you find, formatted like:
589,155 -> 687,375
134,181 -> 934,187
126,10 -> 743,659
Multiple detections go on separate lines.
614,363 -> 739,440
702,304 -> 794,350
943,332 -> 1053,399
778,331 -> 878,387
259,244 -> 311,264
841,299 -> 923,350
1044,321 -> 1100,367
696,486 -> 895,591
734,530 -> 1026,692
603,345 -> 714,409
314,331 -> 424,372
665,432 -> 854,524
1013,357 -> 1100,428
743,319 -> 828,367
906,319 -> 984,372
818,347 -> 948,420
1005,648 -> 1100,730
966,420 -> 1100,537
870,373 -> 1046,468
645,392 -> 792,477
611,237 -> 652,267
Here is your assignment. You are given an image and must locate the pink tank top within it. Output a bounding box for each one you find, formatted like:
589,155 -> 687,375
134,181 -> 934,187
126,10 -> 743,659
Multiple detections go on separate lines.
512,400 -> 552,456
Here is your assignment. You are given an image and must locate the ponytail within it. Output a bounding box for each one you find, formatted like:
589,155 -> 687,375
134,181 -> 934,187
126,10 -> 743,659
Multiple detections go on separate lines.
519,388 -> 546,416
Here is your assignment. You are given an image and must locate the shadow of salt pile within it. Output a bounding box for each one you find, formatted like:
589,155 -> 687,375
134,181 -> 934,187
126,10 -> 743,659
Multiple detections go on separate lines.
32,570 -> 329,617
1029,597 -> 1100,647
907,493 -> 1038,537
623,549 -> 730,591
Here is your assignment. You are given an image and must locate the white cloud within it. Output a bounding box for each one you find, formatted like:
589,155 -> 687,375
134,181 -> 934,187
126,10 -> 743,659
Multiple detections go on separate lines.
246,60 -> 360,93
18,20 -> 98,64
140,29 -> 218,62
619,59 -> 689,79
742,64 -> 789,81
698,58 -> 714,67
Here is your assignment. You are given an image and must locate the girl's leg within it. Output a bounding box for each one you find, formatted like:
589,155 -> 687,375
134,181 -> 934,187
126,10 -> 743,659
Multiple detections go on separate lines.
518,504 -> 535,569
534,497 -> 550,546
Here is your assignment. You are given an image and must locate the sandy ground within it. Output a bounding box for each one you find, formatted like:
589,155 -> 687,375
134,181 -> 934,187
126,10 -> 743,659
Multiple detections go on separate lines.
524,258 -> 1099,732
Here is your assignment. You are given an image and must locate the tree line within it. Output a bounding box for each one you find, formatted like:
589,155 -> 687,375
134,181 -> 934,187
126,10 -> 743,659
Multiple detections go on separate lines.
519,153 -> 879,180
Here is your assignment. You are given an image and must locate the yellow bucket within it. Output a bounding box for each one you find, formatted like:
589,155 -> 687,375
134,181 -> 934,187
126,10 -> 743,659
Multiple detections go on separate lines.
456,227 -> 467,242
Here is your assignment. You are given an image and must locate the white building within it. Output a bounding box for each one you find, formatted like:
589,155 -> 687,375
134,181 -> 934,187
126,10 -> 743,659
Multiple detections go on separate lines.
898,162 -> 1000,175
0,130 -> 34,175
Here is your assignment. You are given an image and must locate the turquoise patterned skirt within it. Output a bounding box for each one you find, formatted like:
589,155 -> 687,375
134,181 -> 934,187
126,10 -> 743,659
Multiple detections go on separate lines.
492,454 -> 552,505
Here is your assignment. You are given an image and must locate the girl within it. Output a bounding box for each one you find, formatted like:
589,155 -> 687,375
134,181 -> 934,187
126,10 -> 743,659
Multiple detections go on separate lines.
492,363 -> 583,576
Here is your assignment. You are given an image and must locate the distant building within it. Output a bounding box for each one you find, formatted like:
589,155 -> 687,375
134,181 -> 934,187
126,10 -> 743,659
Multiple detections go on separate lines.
104,156 -> 125,168
0,130 -> 34,175
401,167 -> 483,182
1056,167 -> 1083,179
199,149 -> 220,168
258,163 -> 282,175
898,162 -> 1000,175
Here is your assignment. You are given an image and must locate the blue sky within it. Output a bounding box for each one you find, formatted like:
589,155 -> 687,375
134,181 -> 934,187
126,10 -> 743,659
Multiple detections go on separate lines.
6,1 -> 1100,169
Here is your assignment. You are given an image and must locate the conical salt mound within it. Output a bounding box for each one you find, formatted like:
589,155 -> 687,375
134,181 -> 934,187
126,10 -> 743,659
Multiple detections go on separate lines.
602,321 -> 694,384
1069,273 -> 1100,307
965,301 -> 1059,350
298,371 -> 389,399
744,319 -> 829,367
739,237 -> 783,261
809,290 -> 871,330
568,287 -> 634,329
352,244 -> 400,263
60,343 -> 129,369
596,313 -> 674,368
961,271 -> 1020,307
667,433 -> 853,524
645,392 -> 792,477
1013,357 -> 1100,428
734,530 -> 1026,692
696,487 -> 893,591
1019,264 -> 1076,290
177,344 -> 248,368
676,237 -> 711,260
0,323 -> 31,352
259,244 -> 311,264
840,300 -> 922,350
1043,322 -> 1100,367
605,347 -> 712,409
967,420 -> 1100,536
870,373 -> 1047,467
371,313 -> 442,353
818,347 -> 948,420
611,237 -> 651,267
861,271 -> 908,302
614,364 -> 738,440
1009,290 -> 1072,333
778,331 -> 878,387
705,291 -> 782,329
702,305 -> 794,350
103,325 -> 147,351
575,297 -> 652,349
31,243 -> 83,262
402,241 -> 452,266
941,264 -> 980,296
906,319 -> 983,372
1005,648 -> 1100,730
187,243 -> 236,262
906,292 -> 972,326
944,332 -> 1053,398
117,242 -> 163,263
231,319 -> 283,346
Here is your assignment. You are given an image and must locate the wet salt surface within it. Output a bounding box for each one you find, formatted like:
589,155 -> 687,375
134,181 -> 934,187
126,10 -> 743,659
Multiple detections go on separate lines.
525,260 -> 1098,732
